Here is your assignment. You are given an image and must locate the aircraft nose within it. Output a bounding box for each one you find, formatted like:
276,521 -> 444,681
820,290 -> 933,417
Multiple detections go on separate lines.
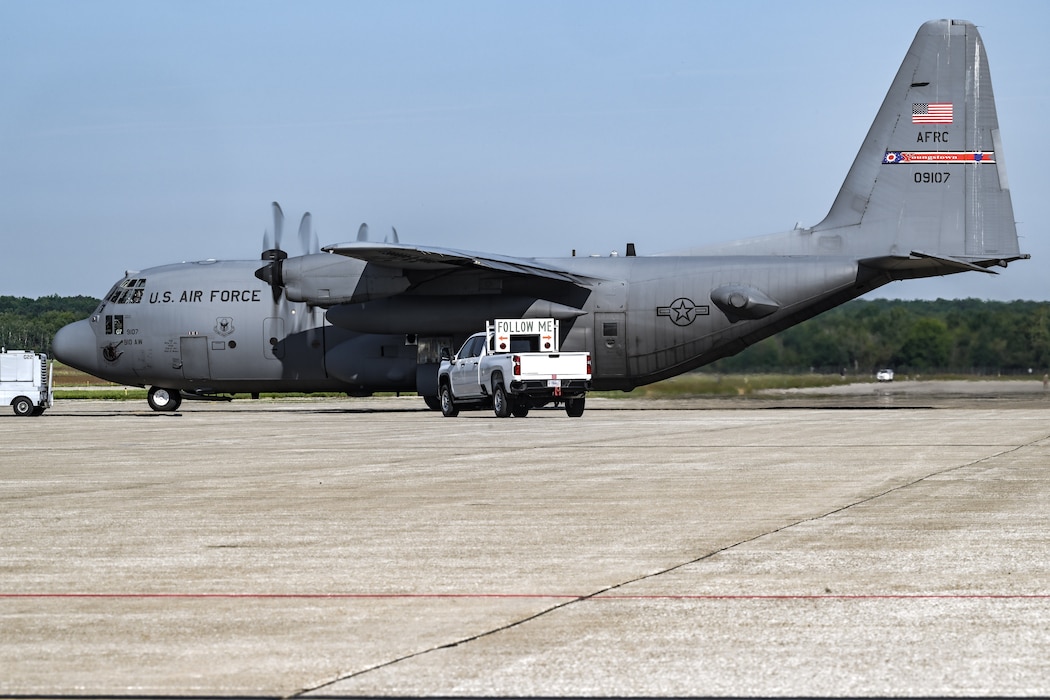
52,319 -> 99,375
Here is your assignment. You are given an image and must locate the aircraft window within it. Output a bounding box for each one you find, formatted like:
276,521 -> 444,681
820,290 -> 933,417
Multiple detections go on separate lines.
104,314 -> 125,335
107,278 -> 146,304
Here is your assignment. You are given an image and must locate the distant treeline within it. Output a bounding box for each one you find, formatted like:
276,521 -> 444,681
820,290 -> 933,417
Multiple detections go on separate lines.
708,298 -> 1050,375
0,295 -> 99,355
3,295 -> 1048,375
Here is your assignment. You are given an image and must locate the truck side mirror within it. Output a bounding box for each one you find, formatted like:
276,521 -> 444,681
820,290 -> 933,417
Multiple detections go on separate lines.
440,347 -> 452,362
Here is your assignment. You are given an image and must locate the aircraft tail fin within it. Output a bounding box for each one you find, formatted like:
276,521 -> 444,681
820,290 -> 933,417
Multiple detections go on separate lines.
687,20 -> 1026,275
816,19 -> 1024,275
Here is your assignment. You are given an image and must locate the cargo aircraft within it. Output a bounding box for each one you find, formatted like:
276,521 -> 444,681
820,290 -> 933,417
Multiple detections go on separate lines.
54,20 -> 1026,411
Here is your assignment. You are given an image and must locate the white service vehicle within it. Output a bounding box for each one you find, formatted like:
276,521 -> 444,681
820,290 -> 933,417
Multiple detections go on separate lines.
1,349 -> 53,416
437,318 -> 591,417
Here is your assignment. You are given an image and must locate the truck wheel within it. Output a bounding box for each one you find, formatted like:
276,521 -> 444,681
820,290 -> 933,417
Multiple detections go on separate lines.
565,397 -> 586,417
147,386 -> 182,412
12,397 -> 34,416
512,401 -> 529,418
439,382 -> 459,417
492,380 -> 512,418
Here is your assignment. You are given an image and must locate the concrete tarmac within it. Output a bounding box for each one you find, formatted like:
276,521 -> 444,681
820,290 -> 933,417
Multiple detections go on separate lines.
2,390 -> 1049,696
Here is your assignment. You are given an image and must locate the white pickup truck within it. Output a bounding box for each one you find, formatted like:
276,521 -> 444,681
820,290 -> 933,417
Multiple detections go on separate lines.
437,318 -> 590,417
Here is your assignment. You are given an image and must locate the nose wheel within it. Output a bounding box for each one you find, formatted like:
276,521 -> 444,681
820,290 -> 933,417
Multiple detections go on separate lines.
147,386 -> 182,412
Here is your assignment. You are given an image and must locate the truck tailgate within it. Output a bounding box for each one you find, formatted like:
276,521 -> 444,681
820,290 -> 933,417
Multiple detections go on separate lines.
517,353 -> 589,379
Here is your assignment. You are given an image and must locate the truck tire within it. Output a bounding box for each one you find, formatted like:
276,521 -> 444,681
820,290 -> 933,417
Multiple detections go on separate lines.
439,382 -> 459,417
12,396 -> 34,416
565,396 -> 586,417
147,386 -> 182,412
492,377 -> 512,418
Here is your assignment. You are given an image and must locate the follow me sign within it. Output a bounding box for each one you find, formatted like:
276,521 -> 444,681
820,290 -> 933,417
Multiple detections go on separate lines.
495,318 -> 556,335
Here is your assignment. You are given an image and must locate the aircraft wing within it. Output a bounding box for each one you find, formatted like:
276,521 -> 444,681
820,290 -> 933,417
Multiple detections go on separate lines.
322,241 -> 596,284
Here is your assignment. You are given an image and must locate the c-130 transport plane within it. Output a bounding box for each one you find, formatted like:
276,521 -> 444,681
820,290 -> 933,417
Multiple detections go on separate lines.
54,20 -> 1026,411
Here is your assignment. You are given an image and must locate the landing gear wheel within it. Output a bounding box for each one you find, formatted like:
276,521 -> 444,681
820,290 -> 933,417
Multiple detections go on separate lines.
512,401 -> 530,418
31,406 -> 46,416
147,386 -> 182,412
423,395 -> 441,411
12,397 -> 33,416
492,381 -> 511,418
439,383 -> 459,417
565,397 -> 586,417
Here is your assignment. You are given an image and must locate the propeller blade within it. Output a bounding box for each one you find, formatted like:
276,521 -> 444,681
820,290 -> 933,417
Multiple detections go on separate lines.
357,223 -> 369,242
388,226 -> 400,244
272,201 -> 285,251
297,212 -> 316,256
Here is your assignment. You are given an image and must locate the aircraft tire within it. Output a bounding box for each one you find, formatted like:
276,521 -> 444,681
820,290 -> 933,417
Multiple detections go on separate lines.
439,382 -> 459,417
512,401 -> 529,418
423,395 -> 441,411
565,396 -> 586,417
12,397 -> 34,416
31,406 -> 46,416
147,387 -> 182,412
492,378 -> 512,418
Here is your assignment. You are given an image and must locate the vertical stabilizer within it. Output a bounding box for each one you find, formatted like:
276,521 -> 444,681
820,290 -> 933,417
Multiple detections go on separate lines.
817,19 -> 1022,272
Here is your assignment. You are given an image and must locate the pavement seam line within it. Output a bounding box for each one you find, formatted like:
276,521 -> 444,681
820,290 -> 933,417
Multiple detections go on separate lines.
290,435 -> 1045,697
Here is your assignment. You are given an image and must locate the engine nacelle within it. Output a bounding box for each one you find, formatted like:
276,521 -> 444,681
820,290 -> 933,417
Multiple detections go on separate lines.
256,253 -> 409,306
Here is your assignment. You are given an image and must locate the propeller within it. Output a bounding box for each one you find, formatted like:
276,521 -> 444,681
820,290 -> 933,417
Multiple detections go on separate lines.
298,212 -> 319,255
261,201 -> 288,262
353,223 -> 399,244
256,202 -> 322,345
258,201 -> 314,301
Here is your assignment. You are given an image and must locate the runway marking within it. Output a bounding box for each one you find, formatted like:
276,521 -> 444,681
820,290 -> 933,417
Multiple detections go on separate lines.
4,592 -> 1047,600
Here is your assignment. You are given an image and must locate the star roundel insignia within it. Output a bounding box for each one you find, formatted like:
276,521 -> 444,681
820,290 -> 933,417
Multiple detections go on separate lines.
656,297 -> 710,327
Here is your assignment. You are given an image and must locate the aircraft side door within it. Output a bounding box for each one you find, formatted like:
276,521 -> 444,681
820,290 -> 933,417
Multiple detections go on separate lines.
593,312 -> 627,378
180,336 -> 211,380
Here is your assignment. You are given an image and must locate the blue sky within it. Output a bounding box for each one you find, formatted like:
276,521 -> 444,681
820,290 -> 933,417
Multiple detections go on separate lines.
2,1 -> 1046,300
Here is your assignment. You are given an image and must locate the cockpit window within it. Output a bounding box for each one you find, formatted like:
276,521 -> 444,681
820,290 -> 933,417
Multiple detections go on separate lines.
105,278 -> 147,304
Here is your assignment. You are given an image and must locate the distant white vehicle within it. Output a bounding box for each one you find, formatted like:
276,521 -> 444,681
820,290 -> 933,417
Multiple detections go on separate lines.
1,349 -> 53,416
876,369 -> 895,382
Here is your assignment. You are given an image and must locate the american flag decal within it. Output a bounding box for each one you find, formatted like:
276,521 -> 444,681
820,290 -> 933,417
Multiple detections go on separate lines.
912,102 -> 953,124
